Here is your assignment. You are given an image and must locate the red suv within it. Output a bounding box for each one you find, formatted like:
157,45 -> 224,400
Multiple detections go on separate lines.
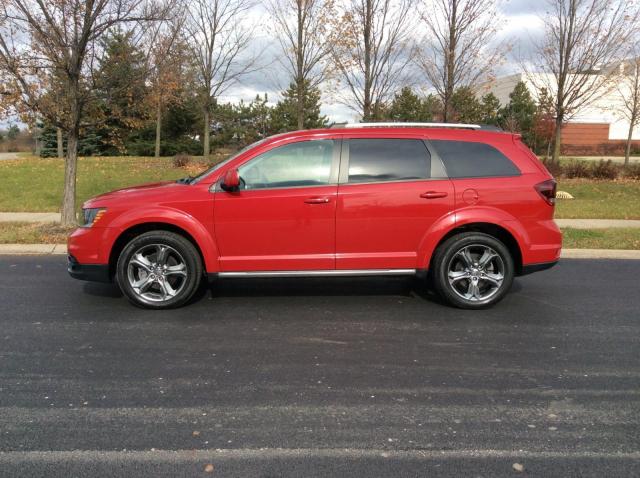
68,123 -> 561,309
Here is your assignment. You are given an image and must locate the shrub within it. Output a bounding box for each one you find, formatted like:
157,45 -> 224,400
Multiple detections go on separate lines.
622,163 -> 640,180
541,158 -> 563,177
589,159 -> 618,180
173,153 -> 191,168
563,160 -> 591,179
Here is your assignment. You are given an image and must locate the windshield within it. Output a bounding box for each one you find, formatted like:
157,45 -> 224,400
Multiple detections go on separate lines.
189,138 -> 268,184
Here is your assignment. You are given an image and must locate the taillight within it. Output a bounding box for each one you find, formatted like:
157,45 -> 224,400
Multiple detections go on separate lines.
535,179 -> 557,206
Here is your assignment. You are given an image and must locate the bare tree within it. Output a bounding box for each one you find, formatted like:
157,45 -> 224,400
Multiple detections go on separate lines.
0,0 -> 163,225
614,56 -> 640,166
331,0 -> 415,120
267,0 -> 334,130
416,0 -> 503,122
144,12 -> 188,157
531,0 -> 639,164
184,0 -> 257,157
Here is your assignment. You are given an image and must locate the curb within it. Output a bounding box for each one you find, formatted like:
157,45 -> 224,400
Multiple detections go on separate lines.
0,245 -> 639,260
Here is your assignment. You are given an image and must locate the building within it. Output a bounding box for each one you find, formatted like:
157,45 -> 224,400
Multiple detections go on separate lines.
480,70 -> 640,155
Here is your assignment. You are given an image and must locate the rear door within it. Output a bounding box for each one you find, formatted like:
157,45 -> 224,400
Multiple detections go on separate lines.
335,137 -> 455,270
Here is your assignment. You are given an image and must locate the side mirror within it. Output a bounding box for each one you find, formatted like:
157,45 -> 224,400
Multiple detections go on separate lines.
221,168 -> 240,191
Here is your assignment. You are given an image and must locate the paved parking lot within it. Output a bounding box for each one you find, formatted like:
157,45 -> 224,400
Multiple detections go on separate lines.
0,256 -> 638,477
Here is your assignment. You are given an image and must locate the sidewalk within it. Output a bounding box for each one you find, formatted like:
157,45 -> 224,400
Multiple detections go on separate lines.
2,213 -> 640,229
555,219 -> 640,229
0,212 -> 60,222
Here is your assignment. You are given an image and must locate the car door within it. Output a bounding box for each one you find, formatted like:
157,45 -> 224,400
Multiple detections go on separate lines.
336,137 -> 455,270
214,138 -> 340,272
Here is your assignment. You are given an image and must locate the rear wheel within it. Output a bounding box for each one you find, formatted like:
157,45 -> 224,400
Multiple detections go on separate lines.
116,231 -> 203,309
432,232 -> 514,309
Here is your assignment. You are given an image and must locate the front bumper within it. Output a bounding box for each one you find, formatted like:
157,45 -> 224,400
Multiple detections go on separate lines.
67,255 -> 111,283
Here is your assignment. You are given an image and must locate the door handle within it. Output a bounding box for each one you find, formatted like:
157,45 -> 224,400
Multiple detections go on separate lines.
304,197 -> 330,204
420,191 -> 448,199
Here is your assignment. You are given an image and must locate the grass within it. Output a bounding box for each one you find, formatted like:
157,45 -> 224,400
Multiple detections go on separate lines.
1,155 -> 640,220
554,179 -> 640,219
0,155 -> 222,212
561,227 -> 640,250
0,222 -> 76,244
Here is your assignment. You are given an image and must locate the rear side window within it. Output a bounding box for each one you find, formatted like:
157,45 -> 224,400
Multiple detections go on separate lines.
430,140 -> 520,178
347,139 -> 430,183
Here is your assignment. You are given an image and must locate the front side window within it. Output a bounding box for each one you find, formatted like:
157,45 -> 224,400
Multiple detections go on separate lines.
430,140 -> 520,178
238,140 -> 334,190
347,139 -> 431,183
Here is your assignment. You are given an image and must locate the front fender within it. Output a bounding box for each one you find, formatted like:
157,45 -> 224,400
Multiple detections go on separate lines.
103,207 -> 220,272
416,207 -> 530,269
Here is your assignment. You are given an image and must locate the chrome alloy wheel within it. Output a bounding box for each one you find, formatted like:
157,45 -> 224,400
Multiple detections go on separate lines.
126,244 -> 188,303
447,244 -> 505,302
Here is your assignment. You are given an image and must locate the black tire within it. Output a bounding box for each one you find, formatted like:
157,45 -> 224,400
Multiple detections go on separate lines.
116,230 -> 203,309
431,232 -> 514,309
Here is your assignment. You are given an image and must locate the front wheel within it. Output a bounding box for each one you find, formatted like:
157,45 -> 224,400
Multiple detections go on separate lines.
116,231 -> 203,309
432,232 -> 514,309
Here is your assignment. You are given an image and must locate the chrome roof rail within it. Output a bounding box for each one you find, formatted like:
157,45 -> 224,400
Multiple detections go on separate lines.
331,122 -> 482,130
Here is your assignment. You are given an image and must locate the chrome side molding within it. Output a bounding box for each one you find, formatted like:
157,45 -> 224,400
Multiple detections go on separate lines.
217,269 -> 416,278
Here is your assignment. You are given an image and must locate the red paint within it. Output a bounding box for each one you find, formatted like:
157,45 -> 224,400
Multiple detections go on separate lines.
68,126 -> 562,276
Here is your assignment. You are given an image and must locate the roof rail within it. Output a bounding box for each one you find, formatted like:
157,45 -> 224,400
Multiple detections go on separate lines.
331,122 -> 481,130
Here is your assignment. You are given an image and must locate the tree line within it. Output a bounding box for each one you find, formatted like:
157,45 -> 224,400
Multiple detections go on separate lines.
0,0 -> 638,224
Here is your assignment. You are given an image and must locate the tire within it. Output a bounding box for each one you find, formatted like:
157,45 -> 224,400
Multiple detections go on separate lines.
431,232 -> 514,309
116,230 -> 203,309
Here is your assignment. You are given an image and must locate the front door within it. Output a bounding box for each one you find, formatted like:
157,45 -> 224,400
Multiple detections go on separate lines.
214,139 -> 339,271
336,138 -> 455,270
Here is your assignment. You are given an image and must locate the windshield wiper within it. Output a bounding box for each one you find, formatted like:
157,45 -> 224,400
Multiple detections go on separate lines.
175,176 -> 193,184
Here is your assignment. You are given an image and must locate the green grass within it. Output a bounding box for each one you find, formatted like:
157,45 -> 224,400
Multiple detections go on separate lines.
561,227 -> 640,250
555,179 -> 640,219
0,155 -> 217,212
1,156 -> 640,220
0,222 -> 76,244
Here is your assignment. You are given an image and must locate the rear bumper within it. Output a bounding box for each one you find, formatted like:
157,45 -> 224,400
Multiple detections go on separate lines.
67,255 -> 111,283
520,260 -> 558,276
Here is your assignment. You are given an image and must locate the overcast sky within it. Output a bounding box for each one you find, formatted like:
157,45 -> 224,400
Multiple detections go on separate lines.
217,0 -> 548,123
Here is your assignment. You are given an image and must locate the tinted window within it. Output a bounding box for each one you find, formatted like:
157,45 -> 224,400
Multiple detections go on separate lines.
430,140 -> 520,178
238,140 -> 334,189
348,139 -> 430,183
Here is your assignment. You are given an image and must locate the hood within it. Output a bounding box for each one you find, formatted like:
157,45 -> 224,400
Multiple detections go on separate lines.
84,181 -> 182,207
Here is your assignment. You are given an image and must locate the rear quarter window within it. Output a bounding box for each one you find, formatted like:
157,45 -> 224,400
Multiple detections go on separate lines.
430,140 -> 520,178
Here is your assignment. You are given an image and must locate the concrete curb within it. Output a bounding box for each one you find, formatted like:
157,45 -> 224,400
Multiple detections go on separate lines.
0,244 -> 639,260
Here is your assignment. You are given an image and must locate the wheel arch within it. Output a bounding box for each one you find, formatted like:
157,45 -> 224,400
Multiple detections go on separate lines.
428,222 -> 525,275
108,222 -> 215,279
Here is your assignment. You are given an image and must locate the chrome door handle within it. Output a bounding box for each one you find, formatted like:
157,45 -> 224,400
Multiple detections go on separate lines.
420,191 -> 448,199
304,197 -> 330,204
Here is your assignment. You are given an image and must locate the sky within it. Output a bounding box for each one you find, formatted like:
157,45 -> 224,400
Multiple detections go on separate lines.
0,0 -> 548,128
217,0 -> 548,123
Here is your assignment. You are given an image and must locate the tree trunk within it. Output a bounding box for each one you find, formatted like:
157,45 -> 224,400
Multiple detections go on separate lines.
362,0 -> 372,121
155,101 -> 162,158
203,108 -> 210,157
296,2 -> 304,130
60,131 -> 78,226
551,116 -> 563,164
56,127 -> 64,158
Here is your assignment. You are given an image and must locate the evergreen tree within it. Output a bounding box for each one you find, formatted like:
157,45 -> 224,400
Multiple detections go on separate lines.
450,87 -> 482,123
93,30 -> 149,154
385,87 -> 439,121
499,81 -> 537,144
271,82 -> 328,132
480,93 -> 501,125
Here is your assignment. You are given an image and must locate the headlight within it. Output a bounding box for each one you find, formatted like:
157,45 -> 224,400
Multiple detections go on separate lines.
81,208 -> 106,227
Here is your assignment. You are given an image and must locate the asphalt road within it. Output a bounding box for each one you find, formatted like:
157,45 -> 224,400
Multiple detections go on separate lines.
0,256 -> 639,477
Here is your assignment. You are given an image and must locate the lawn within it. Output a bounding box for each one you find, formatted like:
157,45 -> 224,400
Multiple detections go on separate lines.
0,222 -> 76,244
561,227 -> 640,250
555,179 -> 640,219
0,155 -> 219,212
1,156 -> 639,220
